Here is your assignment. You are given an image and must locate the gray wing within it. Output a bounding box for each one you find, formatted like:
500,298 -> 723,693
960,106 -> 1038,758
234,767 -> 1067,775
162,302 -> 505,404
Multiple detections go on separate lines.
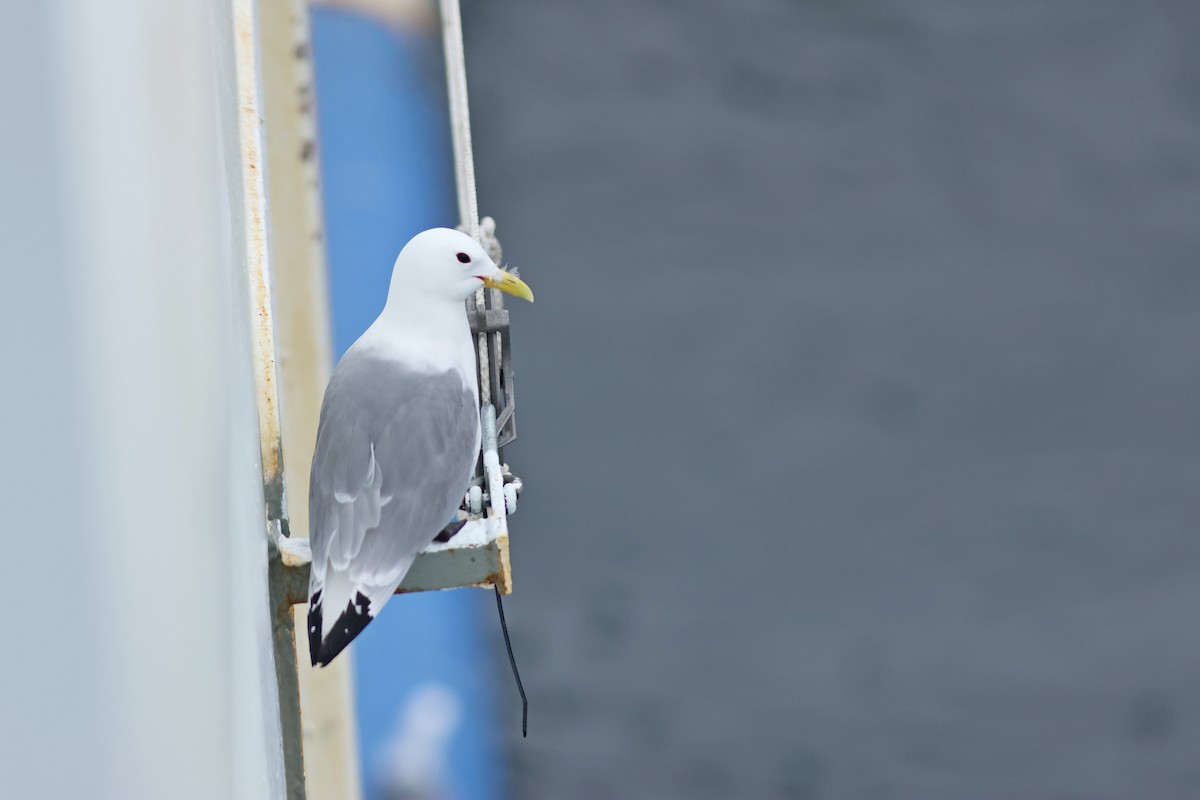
308,350 -> 479,606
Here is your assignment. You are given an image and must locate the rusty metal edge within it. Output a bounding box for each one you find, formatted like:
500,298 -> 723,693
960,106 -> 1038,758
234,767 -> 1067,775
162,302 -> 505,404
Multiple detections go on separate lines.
269,544 -> 307,799
233,0 -> 307,796
398,533 -> 511,595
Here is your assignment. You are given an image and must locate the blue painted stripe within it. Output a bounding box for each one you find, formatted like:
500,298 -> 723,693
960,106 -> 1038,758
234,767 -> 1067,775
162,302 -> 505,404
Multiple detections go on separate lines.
311,9 -> 503,800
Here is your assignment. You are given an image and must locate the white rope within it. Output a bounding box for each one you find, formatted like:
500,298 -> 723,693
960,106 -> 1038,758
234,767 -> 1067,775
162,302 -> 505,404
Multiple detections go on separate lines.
439,0 -> 491,405
440,0 -> 480,241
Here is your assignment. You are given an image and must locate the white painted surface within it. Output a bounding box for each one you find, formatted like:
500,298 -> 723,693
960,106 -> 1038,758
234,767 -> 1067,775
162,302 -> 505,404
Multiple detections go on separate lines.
0,1 -> 285,797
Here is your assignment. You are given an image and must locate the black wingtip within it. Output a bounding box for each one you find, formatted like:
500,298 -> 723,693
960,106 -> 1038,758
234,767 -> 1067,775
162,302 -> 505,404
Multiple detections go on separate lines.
307,591 -> 324,667
307,590 -> 374,667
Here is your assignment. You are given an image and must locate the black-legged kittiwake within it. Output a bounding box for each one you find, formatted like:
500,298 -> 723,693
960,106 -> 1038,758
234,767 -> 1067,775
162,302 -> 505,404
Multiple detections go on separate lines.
307,227 -> 533,667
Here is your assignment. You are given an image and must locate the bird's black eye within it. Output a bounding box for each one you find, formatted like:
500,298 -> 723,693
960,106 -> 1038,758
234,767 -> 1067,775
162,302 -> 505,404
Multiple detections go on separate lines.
456,252 -> 471,264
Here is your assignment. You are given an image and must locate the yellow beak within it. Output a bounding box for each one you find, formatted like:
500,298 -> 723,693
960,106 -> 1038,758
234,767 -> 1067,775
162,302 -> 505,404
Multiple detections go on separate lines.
483,270 -> 534,303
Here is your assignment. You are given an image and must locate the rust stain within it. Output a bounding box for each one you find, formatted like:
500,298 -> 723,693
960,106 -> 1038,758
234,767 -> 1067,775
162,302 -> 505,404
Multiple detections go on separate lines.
495,533 -> 512,594
235,0 -> 283,484
392,535 -> 511,595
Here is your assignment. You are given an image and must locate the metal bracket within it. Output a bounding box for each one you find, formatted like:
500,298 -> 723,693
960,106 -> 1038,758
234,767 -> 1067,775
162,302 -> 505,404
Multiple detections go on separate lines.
464,218 -> 519,452
468,295 -> 518,450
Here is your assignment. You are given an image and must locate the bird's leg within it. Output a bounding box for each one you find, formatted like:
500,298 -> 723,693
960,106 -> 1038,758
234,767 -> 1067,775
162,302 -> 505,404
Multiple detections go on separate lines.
270,517 -> 313,566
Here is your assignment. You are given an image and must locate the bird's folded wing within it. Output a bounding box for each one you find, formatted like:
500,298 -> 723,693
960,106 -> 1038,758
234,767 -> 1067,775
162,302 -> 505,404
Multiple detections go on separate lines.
308,354 -> 478,598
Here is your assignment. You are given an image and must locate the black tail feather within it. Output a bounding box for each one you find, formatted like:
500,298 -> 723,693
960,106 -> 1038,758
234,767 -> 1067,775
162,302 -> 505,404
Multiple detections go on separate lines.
308,589 -> 374,667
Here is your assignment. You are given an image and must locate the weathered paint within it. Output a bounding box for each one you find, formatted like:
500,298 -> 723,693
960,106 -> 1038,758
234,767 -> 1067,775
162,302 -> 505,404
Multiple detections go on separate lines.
234,1 -> 284,488
400,534 -> 511,595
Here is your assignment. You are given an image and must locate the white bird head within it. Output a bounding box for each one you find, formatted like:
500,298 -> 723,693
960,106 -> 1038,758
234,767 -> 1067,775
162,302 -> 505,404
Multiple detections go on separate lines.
387,227 -> 534,306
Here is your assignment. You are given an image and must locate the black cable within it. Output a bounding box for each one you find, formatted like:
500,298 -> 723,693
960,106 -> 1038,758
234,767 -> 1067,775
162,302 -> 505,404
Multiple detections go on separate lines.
494,586 -> 528,737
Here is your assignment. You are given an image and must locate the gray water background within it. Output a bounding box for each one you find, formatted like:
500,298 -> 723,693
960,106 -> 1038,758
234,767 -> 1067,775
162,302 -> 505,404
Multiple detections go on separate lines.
463,2 -> 1200,797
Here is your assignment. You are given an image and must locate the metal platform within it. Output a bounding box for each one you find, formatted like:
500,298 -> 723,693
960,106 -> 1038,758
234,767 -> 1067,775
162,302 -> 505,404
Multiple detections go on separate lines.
272,520 -> 511,609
